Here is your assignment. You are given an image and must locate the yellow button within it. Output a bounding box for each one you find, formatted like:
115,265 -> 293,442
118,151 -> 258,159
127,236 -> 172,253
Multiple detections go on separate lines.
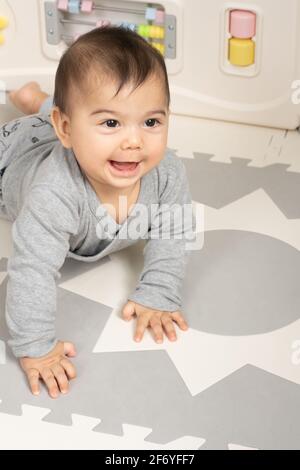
0,16 -> 8,29
0,33 -> 5,45
229,38 -> 255,66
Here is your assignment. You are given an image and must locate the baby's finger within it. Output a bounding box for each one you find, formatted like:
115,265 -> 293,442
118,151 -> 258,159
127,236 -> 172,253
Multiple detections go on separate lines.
134,315 -> 149,342
40,367 -> 59,399
122,301 -> 136,322
171,311 -> 189,330
27,368 -> 40,396
51,363 -> 69,394
161,314 -> 177,341
149,316 -> 164,343
60,357 -> 77,380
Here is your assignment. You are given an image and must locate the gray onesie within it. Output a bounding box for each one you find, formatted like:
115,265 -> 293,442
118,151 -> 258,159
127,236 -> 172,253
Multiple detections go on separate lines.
0,97 -> 196,358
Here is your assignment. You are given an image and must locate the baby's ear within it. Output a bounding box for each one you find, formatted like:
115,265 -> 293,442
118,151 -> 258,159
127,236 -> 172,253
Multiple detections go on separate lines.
50,106 -> 72,149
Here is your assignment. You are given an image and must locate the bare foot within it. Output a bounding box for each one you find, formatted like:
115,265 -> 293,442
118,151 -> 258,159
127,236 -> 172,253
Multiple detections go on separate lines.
9,81 -> 50,115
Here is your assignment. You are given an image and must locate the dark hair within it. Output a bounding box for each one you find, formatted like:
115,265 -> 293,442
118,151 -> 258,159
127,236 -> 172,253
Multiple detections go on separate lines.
53,25 -> 170,116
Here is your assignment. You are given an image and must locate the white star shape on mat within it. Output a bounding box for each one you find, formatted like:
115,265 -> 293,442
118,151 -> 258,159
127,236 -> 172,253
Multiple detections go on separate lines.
203,189 -> 300,249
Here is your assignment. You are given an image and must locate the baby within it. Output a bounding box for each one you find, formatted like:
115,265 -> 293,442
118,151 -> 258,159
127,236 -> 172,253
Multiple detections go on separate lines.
0,26 -> 195,399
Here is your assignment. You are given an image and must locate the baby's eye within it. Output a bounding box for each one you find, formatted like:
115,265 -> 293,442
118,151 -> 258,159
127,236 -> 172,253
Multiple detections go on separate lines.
145,118 -> 160,127
101,119 -> 119,128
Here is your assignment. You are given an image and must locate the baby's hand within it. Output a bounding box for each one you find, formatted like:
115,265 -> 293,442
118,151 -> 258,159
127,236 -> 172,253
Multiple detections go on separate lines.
19,341 -> 77,399
122,301 -> 188,343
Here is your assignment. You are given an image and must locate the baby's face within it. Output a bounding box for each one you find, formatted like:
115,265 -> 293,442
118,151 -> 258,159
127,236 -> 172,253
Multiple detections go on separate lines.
54,74 -> 169,196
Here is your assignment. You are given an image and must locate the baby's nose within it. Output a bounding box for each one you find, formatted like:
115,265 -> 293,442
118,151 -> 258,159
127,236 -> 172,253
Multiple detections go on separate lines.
121,132 -> 142,150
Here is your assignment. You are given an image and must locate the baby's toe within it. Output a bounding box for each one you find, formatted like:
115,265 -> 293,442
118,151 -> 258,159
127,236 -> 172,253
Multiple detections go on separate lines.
9,82 -> 42,114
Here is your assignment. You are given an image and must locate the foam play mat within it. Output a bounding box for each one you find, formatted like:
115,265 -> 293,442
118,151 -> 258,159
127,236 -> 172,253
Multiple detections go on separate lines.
0,114 -> 300,450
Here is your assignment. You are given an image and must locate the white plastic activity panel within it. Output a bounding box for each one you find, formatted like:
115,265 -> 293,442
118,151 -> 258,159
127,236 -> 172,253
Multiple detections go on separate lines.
1,0 -> 300,129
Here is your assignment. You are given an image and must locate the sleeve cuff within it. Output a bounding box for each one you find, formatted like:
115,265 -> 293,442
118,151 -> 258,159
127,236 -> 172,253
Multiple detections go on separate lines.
9,337 -> 58,358
127,289 -> 181,313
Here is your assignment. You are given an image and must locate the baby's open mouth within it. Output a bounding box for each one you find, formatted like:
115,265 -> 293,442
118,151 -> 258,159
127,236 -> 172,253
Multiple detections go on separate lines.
109,160 -> 139,171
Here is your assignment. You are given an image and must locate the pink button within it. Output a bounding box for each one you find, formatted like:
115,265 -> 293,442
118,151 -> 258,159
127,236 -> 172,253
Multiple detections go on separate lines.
229,10 -> 256,38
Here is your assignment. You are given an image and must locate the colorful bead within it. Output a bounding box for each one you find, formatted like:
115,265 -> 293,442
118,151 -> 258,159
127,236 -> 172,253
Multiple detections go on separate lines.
138,24 -> 164,39
81,0 -> 94,13
68,0 -> 80,14
155,10 -> 165,24
57,0 -> 69,12
145,7 -> 156,21
150,25 -> 164,39
120,22 -> 135,31
151,42 -> 165,55
138,24 -> 147,37
96,19 -> 111,28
